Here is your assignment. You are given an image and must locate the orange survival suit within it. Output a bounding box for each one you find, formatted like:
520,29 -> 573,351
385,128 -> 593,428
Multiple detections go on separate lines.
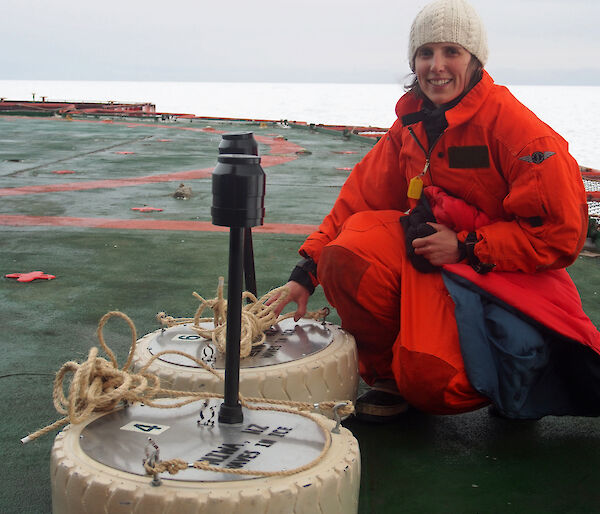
295,71 -> 593,414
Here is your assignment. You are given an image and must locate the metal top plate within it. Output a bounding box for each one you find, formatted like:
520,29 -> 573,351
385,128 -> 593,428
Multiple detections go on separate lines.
147,317 -> 333,369
79,400 -> 327,482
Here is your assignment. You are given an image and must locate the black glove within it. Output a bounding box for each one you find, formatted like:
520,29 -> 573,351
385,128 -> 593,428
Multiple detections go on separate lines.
399,194 -> 439,273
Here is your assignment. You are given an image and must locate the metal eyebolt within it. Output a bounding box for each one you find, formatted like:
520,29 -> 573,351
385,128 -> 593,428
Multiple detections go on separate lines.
321,306 -> 330,326
150,472 -> 162,487
331,402 -> 347,434
144,438 -> 162,487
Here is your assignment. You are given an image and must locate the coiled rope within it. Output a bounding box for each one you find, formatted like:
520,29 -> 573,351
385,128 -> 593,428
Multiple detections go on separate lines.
156,277 -> 329,358
22,299 -> 353,480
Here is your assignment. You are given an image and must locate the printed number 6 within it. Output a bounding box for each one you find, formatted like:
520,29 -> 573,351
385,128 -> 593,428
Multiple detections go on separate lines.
134,424 -> 162,432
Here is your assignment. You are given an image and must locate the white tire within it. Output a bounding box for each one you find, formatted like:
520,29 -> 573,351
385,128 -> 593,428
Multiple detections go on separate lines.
50,409 -> 360,514
130,319 -> 359,411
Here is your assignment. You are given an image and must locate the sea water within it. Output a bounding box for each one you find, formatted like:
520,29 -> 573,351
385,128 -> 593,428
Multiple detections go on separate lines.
0,79 -> 598,167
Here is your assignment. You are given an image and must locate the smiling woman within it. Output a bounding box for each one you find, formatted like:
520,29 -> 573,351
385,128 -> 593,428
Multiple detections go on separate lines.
413,43 -> 480,106
269,0 -> 600,423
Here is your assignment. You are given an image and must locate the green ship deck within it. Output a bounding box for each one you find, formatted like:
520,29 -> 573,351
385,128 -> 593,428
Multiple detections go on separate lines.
1,114 -> 599,513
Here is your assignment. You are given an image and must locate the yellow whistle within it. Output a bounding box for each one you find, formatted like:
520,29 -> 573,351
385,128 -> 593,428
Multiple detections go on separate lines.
407,175 -> 423,199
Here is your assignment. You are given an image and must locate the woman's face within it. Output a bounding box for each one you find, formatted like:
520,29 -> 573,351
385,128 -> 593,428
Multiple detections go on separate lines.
414,42 -> 475,106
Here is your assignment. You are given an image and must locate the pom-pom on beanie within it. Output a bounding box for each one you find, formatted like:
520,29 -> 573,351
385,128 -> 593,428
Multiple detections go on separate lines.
408,0 -> 488,70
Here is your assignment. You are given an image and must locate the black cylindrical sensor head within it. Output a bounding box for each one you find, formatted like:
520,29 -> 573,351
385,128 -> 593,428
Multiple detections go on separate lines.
219,132 -> 258,156
211,154 -> 265,228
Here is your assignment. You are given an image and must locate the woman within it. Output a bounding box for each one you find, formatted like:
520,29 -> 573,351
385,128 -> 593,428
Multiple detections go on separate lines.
271,0 -> 599,421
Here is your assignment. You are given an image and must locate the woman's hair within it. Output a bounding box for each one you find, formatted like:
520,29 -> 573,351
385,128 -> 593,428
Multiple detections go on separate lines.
404,55 -> 483,101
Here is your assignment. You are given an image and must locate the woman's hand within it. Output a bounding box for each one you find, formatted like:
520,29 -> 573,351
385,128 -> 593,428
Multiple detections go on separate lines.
266,281 -> 311,321
412,223 -> 461,265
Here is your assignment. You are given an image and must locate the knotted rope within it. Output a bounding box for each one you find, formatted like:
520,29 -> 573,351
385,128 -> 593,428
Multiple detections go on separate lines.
157,278 -> 329,358
22,308 -> 353,480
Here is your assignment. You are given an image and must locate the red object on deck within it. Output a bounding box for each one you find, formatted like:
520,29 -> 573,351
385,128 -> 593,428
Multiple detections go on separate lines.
131,207 -> 163,212
6,271 -> 56,282
52,170 -> 75,174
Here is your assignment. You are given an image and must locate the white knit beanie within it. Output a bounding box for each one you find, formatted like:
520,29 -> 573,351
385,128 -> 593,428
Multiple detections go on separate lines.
408,0 -> 488,71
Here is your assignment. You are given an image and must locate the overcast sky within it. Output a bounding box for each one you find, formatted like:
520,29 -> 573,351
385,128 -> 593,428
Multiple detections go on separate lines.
2,0 -> 599,85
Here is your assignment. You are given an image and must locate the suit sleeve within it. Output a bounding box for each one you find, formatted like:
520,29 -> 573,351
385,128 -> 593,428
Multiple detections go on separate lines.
465,135 -> 588,272
299,121 -> 407,267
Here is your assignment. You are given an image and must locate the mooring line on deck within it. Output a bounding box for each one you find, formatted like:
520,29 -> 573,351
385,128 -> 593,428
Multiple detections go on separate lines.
0,214 -> 318,235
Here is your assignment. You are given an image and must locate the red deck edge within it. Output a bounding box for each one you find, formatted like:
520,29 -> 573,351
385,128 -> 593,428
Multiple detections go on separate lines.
0,100 -> 389,139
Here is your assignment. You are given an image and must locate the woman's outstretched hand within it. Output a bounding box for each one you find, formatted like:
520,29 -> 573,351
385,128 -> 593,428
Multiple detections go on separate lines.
266,281 -> 311,321
412,223 -> 461,265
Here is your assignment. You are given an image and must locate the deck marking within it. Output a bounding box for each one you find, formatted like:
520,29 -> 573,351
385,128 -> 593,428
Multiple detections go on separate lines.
0,168 -> 214,196
0,215 -> 318,234
0,156 -> 297,197
0,118 -> 313,233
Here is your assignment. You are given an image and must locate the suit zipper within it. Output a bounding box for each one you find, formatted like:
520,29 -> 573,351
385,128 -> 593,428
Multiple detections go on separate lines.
407,126 -> 442,185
